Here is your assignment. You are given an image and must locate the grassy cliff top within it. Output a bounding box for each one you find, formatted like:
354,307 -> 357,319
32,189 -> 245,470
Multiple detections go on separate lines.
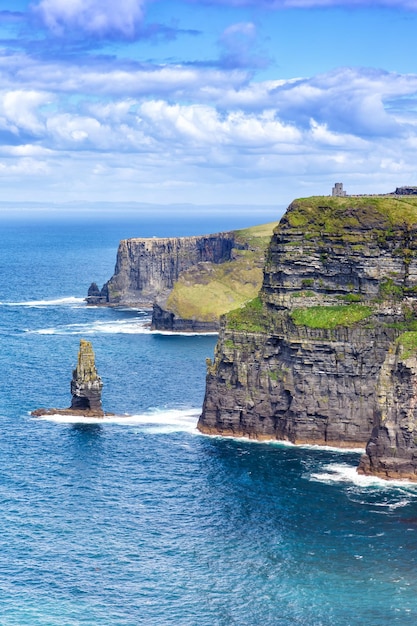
285,196 -> 417,232
165,220 -> 278,322
234,221 -> 278,250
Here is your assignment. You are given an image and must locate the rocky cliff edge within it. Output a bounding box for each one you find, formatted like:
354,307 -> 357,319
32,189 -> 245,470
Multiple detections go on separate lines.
198,196 -> 417,480
87,223 -> 277,331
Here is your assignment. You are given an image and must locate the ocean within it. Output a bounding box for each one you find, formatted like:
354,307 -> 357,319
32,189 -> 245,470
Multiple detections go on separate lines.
0,214 -> 417,625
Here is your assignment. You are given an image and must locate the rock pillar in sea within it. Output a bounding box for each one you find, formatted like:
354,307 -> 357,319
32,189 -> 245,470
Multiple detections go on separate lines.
70,339 -> 103,412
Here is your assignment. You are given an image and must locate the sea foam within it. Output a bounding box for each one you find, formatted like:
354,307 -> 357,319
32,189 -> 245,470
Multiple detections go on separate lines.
2,296 -> 86,308
310,462 -> 417,489
26,318 -> 152,335
32,407 -> 200,434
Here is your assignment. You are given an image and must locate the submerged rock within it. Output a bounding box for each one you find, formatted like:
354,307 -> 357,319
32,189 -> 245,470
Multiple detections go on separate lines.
32,339 -> 110,418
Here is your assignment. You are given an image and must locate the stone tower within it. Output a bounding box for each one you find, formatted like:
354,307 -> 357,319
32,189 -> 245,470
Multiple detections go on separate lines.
332,182 -> 347,197
70,339 -> 103,412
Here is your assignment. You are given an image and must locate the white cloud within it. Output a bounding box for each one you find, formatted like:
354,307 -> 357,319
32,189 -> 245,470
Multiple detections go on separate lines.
33,0 -> 147,38
1,53 -> 417,204
0,90 -> 51,135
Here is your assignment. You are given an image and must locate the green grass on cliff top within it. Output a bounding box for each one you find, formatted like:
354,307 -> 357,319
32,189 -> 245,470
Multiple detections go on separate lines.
166,221 -> 278,322
286,196 -> 417,232
291,304 -> 373,329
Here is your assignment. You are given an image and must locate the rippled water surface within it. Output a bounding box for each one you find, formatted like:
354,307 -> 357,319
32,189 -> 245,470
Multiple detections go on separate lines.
1,217 -> 417,625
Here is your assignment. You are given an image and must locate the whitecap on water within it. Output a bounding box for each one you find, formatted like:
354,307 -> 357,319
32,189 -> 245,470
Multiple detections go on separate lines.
2,296 -> 86,308
32,407 -> 200,434
310,462 -> 417,489
26,318 -> 152,335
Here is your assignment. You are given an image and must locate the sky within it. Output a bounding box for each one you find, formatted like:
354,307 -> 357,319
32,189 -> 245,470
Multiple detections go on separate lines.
1,0 -> 417,216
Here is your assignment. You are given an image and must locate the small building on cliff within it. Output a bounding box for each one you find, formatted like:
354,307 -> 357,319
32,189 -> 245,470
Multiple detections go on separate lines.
332,182 -> 347,197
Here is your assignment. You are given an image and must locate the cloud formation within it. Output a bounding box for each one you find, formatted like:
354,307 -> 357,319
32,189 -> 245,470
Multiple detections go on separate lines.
0,0 -> 416,207
33,0 -> 148,39
0,51 -> 416,201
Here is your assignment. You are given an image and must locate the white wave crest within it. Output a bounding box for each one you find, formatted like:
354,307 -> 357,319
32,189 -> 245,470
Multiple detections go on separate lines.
310,463 -> 417,488
151,330 -> 218,337
3,296 -> 85,308
32,408 -> 200,434
26,318 -> 152,335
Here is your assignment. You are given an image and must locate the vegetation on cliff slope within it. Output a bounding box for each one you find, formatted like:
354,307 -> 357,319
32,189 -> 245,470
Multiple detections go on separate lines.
165,221 -> 277,322
290,304 -> 373,330
226,297 -> 271,332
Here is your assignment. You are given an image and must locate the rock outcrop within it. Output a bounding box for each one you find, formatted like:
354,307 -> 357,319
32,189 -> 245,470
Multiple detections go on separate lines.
151,304 -> 220,333
87,233 -> 235,307
32,340 -> 110,418
198,196 -> 417,477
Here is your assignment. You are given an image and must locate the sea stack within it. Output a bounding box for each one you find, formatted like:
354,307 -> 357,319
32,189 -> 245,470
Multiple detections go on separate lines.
70,339 -> 103,412
32,339 -> 108,417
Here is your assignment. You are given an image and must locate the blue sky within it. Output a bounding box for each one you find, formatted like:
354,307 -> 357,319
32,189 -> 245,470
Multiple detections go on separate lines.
1,0 -> 417,215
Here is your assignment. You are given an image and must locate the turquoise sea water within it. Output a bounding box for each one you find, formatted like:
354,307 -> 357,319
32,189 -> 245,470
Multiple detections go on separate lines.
1,216 -> 417,625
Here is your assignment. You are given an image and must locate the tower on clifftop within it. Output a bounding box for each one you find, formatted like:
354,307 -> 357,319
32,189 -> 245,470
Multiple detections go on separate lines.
332,182 -> 347,197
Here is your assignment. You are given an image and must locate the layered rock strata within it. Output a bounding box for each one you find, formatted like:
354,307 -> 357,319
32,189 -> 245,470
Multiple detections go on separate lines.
198,196 -> 417,467
358,340 -> 417,480
87,234 -> 235,307
32,339 -> 110,417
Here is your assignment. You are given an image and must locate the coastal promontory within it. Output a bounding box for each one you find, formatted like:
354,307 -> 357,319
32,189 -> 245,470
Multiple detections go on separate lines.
197,195 -> 417,480
87,222 -> 277,330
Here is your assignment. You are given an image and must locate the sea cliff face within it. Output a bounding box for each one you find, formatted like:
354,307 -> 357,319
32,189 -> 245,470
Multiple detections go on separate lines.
198,196 -> 417,475
87,222 -> 277,331
88,233 -> 235,306
358,340 -> 417,480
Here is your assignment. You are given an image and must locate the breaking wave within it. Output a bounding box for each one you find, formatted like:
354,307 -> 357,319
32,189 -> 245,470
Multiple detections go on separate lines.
1,296 -> 86,308
33,407 -> 200,435
26,318 -> 152,335
309,462 -> 417,489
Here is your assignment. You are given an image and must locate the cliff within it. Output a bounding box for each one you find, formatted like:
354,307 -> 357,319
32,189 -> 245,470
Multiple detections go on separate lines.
358,335 -> 417,480
87,222 -> 277,330
88,233 -> 235,307
198,196 -> 417,478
